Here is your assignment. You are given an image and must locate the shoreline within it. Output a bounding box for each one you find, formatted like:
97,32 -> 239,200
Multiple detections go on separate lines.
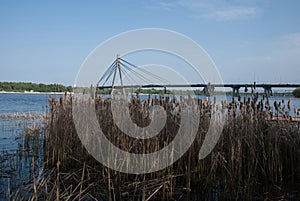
0,90 -> 73,95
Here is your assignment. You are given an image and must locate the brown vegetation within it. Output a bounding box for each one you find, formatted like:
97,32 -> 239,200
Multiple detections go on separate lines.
37,95 -> 300,200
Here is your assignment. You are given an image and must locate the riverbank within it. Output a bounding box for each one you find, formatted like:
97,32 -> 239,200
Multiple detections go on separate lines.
0,90 -> 73,95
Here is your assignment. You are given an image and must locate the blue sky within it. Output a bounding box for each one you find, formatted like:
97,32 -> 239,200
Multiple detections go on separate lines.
0,0 -> 299,86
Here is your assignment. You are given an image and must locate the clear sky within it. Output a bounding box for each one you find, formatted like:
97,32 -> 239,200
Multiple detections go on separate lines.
0,0 -> 299,86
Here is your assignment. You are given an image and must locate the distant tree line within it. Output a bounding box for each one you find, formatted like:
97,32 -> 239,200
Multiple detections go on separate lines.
0,82 -> 72,92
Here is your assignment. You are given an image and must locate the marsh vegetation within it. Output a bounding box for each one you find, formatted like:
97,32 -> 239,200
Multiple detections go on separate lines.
36,94 -> 300,200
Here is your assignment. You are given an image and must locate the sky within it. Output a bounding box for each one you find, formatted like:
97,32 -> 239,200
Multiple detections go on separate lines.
0,0 -> 300,86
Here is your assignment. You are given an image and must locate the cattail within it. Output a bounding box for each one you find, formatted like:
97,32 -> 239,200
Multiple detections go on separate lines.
40,94 -> 300,201
257,102 -> 261,111
274,101 -> 278,111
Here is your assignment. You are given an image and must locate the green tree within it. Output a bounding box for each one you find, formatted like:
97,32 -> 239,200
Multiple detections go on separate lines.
0,82 -> 73,92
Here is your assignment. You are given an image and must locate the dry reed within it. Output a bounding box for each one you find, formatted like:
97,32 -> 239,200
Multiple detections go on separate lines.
40,94 -> 300,200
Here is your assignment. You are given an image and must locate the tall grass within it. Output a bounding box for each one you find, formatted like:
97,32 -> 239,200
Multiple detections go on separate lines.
0,114 -> 44,200
40,94 -> 300,200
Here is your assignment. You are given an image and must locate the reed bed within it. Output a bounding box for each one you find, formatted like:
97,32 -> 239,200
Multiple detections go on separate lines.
39,94 -> 300,200
0,116 -> 44,200
0,113 -> 46,121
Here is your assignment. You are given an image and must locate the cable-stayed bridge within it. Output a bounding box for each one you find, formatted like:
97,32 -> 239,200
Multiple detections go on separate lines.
96,56 -> 299,96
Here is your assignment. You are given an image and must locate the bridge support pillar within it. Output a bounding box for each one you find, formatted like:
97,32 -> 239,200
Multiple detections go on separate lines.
232,87 -> 240,97
203,83 -> 215,96
263,86 -> 272,96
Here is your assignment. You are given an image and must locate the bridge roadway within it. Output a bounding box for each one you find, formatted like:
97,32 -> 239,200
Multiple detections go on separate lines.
98,83 -> 299,96
99,83 -> 299,89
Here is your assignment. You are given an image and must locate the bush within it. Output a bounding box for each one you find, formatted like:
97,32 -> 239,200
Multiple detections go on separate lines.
293,87 -> 300,98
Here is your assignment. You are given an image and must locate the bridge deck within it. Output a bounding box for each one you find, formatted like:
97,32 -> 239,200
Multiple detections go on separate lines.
98,83 -> 300,89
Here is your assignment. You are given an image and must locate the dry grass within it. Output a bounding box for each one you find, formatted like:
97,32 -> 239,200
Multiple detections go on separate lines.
36,95 -> 300,200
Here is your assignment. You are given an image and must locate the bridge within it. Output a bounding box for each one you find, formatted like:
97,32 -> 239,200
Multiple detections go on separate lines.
96,55 -> 299,96
98,83 -> 299,96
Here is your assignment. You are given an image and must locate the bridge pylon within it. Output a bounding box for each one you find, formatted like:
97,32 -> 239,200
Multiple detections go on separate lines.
111,54 -> 124,94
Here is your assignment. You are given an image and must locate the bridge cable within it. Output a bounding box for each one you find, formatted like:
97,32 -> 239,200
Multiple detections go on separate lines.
120,58 -> 170,84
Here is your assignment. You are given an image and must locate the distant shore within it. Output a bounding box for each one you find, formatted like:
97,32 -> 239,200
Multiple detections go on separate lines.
0,90 -> 73,95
